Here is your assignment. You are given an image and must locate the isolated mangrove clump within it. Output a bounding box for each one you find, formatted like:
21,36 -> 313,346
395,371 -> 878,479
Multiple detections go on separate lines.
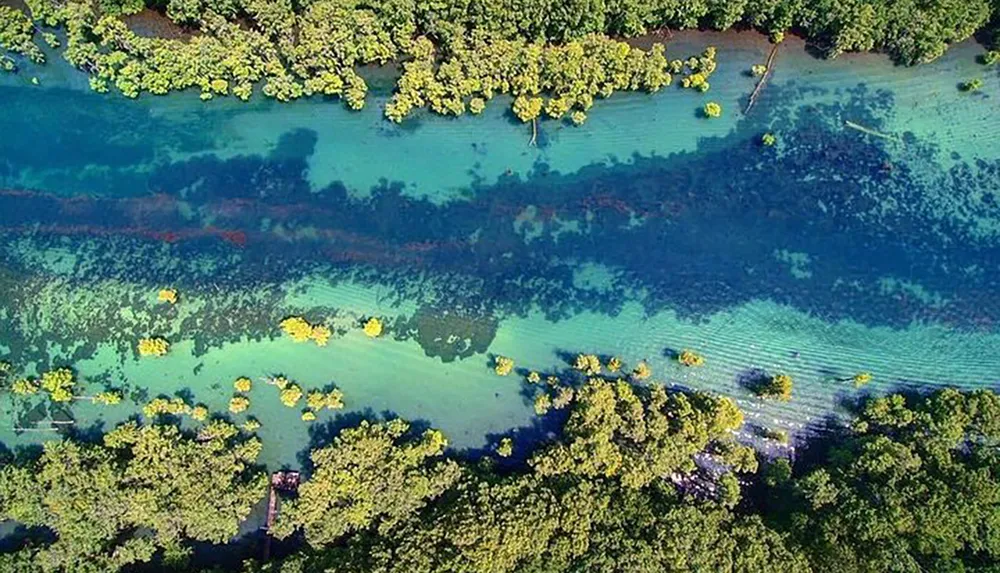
607,356 -> 622,372
157,288 -> 178,304
234,377 -> 252,393
191,405 -> 209,421
552,386 -> 575,410
632,361 -> 652,380
229,396 -> 251,414
281,316 -> 313,342
11,378 -> 39,395
534,392 -> 552,415
853,372 -> 873,387
574,354 -> 602,376
496,437 -> 514,458
678,350 -> 705,367
137,337 -> 170,357
93,391 -> 123,406
765,428 -> 790,444
311,325 -> 332,346
755,373 -> 793,401
40,368 -> 75,402
961,78 -> 983,91
307,390 -> 345,412
281,316 -> 332,346
280,384 -> 304,407
703,101 -> 722,118
363,317 -> 384,338
494,356 -> 515,376
143,397 -> 192,418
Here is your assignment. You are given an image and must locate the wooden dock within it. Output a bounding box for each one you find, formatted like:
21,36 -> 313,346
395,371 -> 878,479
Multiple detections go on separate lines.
261,470 -> 300,560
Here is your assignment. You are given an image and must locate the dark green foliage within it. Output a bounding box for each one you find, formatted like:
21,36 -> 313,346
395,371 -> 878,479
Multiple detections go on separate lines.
0,6 -> 45,68
270,419 -> 461,547
781,389 -> 1000,572
0,421 -> 267,572
4,383 -> 1000,572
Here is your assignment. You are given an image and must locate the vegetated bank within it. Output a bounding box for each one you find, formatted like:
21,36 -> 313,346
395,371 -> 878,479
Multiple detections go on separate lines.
1,365 -> 999,572
1,0 -> 999,124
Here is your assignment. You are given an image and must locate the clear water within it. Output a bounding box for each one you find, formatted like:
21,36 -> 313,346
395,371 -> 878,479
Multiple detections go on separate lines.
1,31 -> 999,468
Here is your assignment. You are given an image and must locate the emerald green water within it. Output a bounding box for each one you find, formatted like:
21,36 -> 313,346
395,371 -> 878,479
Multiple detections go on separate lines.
1,32 -> 999,468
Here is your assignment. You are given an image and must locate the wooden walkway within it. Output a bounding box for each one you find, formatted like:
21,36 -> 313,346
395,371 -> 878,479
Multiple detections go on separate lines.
261,470 -> 300,560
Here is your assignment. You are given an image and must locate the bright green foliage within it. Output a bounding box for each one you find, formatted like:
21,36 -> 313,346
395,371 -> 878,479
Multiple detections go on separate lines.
703,101 -> 722,118
754,373 -> 793,401
529,379 -> 744,488
984,50 -> 1000,65
304,389 -> 343,411
762,132 -> 777,146
279,384 -> 302,407
962,77 -> 984,91
190,404 -> 209,420
387,35 -> 685,123
271,419 -> 461,547
4,0 -> 992,120
93,391 -> 122,405
11,378 -> 38,395
143,396 -> 192,418
751,64 -> 767,76
784,389 -> 1000,571
39,368 -> 75,402
0,422 -> 266,571
0,6 -> 44,66
496,437 -> 514,457
534,391 -> 552,415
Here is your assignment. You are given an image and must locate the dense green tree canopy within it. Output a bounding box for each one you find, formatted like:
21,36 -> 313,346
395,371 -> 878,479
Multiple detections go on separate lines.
0,421 -> 267,572
529,378 -> 743,487
780,388 -> 1000,572
3,382 -> 1000,572
270,418 -> 461,547
2,0 -> 997,117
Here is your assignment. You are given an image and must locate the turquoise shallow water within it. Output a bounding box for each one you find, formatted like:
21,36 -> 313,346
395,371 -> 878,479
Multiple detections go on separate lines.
1,32 -> 999,468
